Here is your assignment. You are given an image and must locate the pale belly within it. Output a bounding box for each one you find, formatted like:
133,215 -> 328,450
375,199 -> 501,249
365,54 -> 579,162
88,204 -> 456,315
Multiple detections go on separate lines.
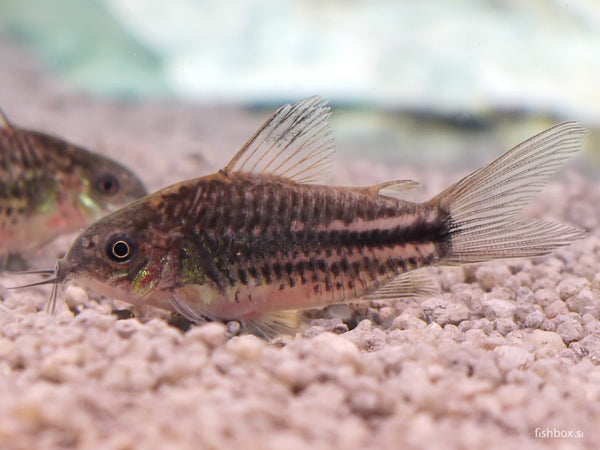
170,240 -> 438,321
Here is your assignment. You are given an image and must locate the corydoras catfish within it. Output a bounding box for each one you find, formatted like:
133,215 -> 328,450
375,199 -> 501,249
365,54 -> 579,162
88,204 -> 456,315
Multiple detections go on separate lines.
30,97 -> 587,336
0,109 -> 146,265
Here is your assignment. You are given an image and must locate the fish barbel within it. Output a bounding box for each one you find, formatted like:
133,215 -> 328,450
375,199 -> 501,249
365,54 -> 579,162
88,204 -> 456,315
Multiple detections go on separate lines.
29,97 -> 587,336
0,108 -> 146,264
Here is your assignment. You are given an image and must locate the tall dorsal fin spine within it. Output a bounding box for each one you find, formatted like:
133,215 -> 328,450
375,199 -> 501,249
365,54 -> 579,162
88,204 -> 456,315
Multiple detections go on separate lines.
223,96 -> 336,184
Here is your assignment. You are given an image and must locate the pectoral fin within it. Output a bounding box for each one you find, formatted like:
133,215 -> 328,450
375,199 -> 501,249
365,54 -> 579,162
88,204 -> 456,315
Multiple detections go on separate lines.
170,292 -> 298,339
169,295 -> 208,325
243,310 -> 300,339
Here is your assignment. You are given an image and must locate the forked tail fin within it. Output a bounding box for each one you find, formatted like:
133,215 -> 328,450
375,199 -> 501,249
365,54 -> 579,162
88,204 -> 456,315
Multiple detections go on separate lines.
428,122 -> 588,264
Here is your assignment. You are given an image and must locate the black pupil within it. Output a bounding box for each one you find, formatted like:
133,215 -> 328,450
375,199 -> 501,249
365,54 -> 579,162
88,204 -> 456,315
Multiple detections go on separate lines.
112,241 -> 130,259
98,175 -> 119,195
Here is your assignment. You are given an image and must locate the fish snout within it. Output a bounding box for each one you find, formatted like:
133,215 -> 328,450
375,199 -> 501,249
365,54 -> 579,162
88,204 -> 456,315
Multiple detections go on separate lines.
54,259 -> 69,283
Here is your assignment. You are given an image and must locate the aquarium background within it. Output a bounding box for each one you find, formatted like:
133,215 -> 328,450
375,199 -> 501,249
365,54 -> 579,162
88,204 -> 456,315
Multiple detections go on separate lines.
0,0 -> 598,170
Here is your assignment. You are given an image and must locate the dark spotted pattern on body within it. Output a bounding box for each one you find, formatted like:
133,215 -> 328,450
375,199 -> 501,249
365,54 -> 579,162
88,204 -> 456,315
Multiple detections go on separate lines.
157,174 -> 450,303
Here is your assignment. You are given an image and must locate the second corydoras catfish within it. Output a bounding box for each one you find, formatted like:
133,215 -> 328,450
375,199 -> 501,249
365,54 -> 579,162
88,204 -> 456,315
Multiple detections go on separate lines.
0,109 -> 147,264
39,97 -> 587,336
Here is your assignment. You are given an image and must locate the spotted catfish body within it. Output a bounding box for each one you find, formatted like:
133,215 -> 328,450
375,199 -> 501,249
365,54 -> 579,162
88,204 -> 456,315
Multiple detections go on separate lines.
50,97 -> 587,335
0,109 -> 146,263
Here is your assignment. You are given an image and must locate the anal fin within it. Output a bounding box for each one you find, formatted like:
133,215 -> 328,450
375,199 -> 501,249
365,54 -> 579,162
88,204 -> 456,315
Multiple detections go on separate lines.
362,270 -> 438,300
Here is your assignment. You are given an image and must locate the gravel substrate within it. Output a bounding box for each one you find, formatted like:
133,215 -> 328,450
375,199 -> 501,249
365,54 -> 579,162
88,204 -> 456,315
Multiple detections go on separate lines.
1,35 -> 599,450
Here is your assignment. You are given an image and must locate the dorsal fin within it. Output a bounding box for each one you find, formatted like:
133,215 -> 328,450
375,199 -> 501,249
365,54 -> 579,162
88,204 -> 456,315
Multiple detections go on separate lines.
222,96 -> 335,184
360,180 -> 422,201
0,108 -> 12,129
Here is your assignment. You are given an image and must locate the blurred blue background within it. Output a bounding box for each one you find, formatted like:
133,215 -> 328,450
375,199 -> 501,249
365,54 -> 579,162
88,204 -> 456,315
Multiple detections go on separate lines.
0,0 -> 599,170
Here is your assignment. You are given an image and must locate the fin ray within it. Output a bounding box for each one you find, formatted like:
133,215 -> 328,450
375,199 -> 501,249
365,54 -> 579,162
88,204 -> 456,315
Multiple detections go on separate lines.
431,122 -> 588,264
363,270 -> 438,300
170,296 -> 208,324
243,310 -> 300,339
0,108 -> 11,129
223,96 -> 335,184
361,180 -> 422,201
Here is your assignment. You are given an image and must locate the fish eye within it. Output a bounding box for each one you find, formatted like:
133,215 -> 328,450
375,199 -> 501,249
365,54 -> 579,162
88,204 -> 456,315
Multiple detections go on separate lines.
106,236 -> 137,262
95,174 -> 120,196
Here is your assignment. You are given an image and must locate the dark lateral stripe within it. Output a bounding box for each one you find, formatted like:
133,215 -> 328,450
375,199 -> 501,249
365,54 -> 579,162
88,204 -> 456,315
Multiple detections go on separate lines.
299,219 -> 448,250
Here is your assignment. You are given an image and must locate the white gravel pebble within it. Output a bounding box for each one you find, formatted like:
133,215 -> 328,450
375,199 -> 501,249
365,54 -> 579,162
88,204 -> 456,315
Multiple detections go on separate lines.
544,300 -> 568,319
482,299 -> 517,320
555,318 -> 584,344
566,288 -> 599,316
517,329 -> 566,353
557,277 -> 591,301
475,265 -> 512,292
421,297 -> 471,325
523,310 -> 545,328
392,313 -> 427,330
533,288 -> 560,307
225,335 -> 267,362
63,285 -> 89,309
185,322 -> 228,349
493,345 -> 532,372
592,273 -> 600,291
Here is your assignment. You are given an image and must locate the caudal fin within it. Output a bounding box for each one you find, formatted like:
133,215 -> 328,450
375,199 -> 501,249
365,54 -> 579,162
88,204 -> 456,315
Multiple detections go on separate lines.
429,122 -> 588,264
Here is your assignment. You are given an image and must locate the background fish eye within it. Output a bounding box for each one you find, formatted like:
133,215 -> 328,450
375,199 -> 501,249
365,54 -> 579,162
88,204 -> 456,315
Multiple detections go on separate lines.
95,173 -> 120,196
